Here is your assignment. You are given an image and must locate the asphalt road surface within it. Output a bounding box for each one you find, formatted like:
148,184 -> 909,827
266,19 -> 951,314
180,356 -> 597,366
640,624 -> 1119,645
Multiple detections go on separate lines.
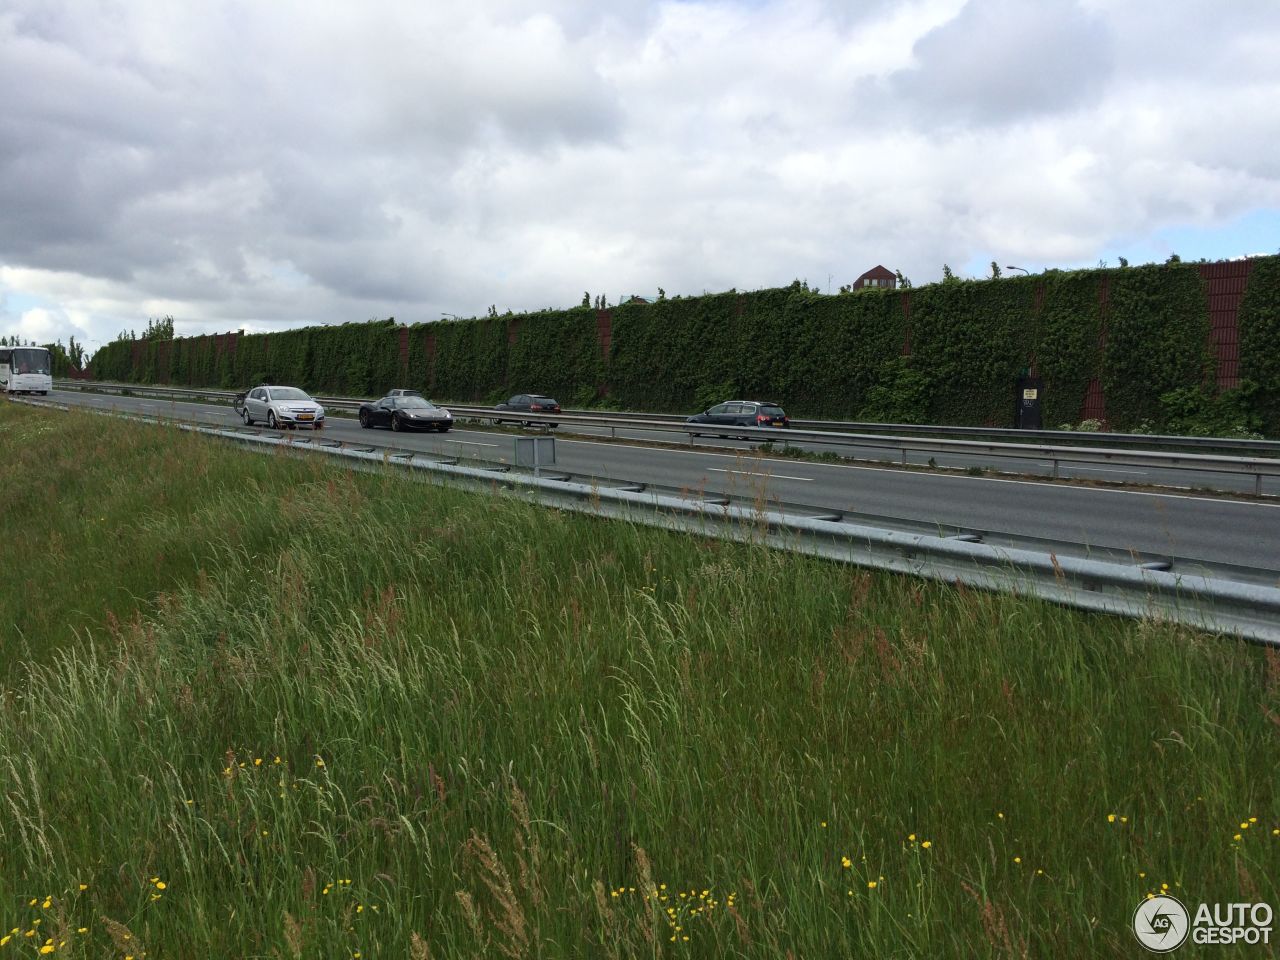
45,389 -> 1280,580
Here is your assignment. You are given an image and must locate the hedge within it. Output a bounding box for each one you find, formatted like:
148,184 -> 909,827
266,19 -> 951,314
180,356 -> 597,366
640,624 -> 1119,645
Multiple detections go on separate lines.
86,257 -> 1279,433
1240,256 -> 1280,436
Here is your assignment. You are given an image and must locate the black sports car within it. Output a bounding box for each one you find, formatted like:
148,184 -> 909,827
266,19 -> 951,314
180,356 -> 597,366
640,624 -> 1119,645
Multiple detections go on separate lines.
358,395 -> 453,432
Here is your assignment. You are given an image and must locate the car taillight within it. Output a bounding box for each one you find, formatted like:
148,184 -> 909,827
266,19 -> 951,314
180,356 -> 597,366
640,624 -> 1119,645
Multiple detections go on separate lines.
756,415 -> 768,423
531,404 -> 542,411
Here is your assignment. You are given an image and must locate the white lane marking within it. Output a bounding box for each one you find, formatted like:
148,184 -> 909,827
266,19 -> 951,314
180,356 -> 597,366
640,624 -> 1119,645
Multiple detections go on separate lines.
444,439 -> 497,447
708,467 -> 813,482
1061,466 -> 1149,476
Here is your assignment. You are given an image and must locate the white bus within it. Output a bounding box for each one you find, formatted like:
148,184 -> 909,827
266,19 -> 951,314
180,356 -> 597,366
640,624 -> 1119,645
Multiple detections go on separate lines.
0,346 -> 53,394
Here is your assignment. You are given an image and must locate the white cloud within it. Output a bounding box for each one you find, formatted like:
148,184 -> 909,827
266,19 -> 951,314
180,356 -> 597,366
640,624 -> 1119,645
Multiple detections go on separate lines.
1,0 -> 1279,354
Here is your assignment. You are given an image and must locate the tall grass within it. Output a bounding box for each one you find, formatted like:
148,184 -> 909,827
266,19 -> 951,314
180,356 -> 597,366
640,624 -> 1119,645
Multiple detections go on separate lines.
0,401 -> 1277,957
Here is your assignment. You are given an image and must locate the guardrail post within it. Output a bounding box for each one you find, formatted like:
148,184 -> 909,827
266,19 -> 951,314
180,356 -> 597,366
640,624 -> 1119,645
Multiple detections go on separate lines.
1053,459 -> 1060,479
1257,473 -> 1263,497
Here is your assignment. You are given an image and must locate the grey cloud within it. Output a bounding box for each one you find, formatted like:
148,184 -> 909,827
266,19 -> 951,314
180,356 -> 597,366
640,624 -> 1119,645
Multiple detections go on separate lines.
884,0 -> 1114,125
2,0 -> 1279,353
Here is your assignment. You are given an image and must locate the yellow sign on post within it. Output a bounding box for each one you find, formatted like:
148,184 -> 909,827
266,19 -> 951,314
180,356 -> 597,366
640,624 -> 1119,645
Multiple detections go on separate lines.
1023,389 -> 1038,401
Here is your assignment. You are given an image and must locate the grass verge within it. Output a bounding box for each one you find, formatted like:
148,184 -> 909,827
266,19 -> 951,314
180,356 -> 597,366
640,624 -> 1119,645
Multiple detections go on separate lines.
1,400 -> 1277,957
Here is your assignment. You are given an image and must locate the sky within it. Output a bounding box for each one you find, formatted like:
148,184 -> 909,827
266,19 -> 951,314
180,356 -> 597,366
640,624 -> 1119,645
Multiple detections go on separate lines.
2,0 -> 1279,358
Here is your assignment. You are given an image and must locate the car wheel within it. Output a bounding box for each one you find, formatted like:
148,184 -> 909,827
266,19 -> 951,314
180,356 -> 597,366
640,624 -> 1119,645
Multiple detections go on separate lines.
268,411 -> 278,429
438,424 -> 451,433
242,408 -> 253,426
359,410 -> 370,428
391,414 -> 402,432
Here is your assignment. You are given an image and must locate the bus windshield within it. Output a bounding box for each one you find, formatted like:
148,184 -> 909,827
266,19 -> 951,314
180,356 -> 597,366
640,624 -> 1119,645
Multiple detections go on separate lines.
11,349 -> 51,376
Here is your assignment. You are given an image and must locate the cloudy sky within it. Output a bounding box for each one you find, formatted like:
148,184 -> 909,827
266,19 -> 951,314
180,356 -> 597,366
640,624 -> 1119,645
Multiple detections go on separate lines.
3,0 -> 1279,357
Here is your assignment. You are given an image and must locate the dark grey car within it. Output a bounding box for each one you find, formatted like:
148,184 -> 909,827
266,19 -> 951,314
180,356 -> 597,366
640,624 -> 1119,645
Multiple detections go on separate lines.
685,401 -> 789,437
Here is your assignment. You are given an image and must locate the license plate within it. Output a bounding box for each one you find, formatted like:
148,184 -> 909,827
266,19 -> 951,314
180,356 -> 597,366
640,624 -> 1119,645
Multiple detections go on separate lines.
298,414 -> 314,421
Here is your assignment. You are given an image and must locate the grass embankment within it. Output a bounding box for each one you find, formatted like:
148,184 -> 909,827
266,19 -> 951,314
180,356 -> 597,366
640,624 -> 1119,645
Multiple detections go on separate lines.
0,401 -> 1277,958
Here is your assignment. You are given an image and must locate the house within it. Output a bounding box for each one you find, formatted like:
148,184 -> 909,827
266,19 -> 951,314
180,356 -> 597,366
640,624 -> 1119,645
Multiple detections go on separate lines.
852,265 -> 897,290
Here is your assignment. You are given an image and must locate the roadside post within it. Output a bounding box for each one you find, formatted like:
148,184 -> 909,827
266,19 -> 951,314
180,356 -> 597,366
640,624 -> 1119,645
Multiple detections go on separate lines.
515,435 -> 556,478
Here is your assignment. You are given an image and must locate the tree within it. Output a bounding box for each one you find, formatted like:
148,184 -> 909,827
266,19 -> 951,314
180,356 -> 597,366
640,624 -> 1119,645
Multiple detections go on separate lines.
1118,256 -> 1129,268
67,336 -> 85,369
895,270 -> 912,289
142,315 -> 174,341
990,261 -> 1002,279
582,292 -> 590,308
942,264 -> 957,282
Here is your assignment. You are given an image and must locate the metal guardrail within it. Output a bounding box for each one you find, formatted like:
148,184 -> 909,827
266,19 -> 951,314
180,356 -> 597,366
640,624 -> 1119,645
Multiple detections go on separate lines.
53,379 -> 1280,455
539,407 -> 1280,457
52,380 -> 1280,494
18,395 -> 1280,645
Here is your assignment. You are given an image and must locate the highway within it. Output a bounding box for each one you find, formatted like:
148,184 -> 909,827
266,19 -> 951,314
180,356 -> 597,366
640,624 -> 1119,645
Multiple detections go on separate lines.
47,389 -> 1280,579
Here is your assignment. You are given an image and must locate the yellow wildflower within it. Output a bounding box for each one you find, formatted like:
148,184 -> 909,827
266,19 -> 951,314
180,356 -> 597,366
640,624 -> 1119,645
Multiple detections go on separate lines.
867,881 -> 878,889
921,840 -> 932,849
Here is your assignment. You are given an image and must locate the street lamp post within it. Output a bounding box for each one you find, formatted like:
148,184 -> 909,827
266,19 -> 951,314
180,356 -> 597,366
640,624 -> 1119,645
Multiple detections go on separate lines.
1006,265 -> 1030,276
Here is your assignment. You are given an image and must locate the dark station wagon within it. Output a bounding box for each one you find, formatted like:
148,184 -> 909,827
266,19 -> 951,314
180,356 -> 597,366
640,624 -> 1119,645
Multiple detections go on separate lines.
685,400 -> 790,437
493,394 -> 562,428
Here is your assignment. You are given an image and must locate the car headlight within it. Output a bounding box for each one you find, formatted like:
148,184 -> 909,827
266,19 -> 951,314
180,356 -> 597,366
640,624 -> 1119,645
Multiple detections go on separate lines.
316,406 -> 324,417
440,409 -> 451,417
